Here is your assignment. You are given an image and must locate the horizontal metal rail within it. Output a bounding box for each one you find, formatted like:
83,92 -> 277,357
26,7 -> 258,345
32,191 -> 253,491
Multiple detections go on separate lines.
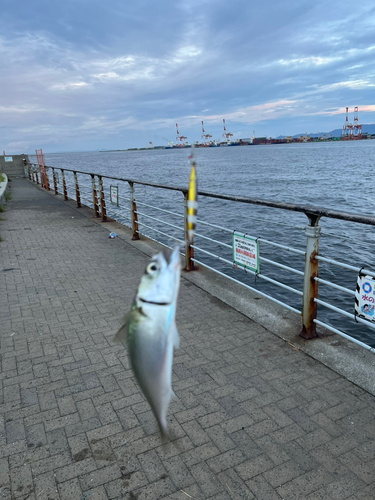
191,245 -> 303,296
316,255 -> 375,275
258,238 -> 305,255
196,218 -> 233,233
192,257 -> 301,314
313,319 -> 375,353
34,164 -> 375,226
260,257 -> 304,276
137,223 -> 184,244
198,202 -> 306,231
314,277 -> 355,296
136,200 -> 184,218
135,211 -> 184,232
194,232 -> 232,248
106,208 -> 131,221
315,298 -> 375,330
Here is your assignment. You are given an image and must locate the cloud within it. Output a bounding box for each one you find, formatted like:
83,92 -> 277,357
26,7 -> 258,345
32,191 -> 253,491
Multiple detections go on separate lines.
1,0 -> 375,151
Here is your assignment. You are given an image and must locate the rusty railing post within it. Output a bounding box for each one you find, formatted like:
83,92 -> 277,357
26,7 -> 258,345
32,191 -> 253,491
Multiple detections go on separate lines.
61,170 -> 68,200
35,169 -> 39,185
300,214 -> 321,339
44,168 -> 50,191
91,174 -> 99,218
98,176 -> 107,222
128,182 -> 140,240
28,165 -> 32,181
52,168 -> 58,195
183,192 -> 194,271
73,172 -> 81,208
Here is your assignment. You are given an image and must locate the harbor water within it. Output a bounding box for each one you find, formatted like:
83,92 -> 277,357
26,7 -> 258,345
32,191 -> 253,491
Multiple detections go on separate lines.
40,140 -> 375,346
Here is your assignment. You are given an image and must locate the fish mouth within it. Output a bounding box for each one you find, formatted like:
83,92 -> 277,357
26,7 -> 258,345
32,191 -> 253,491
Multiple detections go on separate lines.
139,298 -> 170,306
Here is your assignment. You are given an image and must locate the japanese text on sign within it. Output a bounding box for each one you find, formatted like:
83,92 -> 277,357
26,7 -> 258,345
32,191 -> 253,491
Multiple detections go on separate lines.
110,185 -> 119,206
4,157 -> 13,162
232,232 -> 259,273
355,274 -> 375,322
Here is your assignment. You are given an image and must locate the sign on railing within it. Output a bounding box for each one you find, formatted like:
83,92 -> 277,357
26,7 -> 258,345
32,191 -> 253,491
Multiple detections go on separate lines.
110,185 -> 119,206
355,272 -> 375,321
232,231 -> 259,273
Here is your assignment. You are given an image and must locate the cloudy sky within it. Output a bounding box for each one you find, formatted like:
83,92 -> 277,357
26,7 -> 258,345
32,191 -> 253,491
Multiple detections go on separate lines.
2,0 -> 375,152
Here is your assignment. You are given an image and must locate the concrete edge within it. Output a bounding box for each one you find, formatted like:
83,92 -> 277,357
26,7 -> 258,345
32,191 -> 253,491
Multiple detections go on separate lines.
29,181 -> 375,397
0,172 -> 8,205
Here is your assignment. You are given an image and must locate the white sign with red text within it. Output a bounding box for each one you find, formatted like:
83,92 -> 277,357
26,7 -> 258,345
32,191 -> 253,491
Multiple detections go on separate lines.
232,232 -> 259,273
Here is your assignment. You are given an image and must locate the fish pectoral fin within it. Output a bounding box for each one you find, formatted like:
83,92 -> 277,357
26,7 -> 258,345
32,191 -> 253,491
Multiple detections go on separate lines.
113,323 -> 127,345
171,323 -> 180,349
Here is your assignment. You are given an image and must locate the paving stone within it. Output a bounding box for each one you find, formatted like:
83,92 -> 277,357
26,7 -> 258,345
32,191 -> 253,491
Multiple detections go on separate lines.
1,179 -> 375,500
138,448 -> 167,482
10,464 -> 33,499
235,453 -> 276,481
20,387 -> 39,406
5,419 -> 25,444
218,468 -> 255,499
206,447 -> 247,474
246,474 -> 282,500
79,463 -> 121,490
25,423 -> 47,448
163,454 -> 195,489
190,461 -> 224,497
33,471 -> 58,499
0,457 -> 10,488
58,477 -> 82,500
131,477 -> 176,500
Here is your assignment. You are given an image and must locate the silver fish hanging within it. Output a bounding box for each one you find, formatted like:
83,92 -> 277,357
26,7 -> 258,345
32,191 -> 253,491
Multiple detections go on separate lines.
114,157 -> 197,436
114,246 -> 181,434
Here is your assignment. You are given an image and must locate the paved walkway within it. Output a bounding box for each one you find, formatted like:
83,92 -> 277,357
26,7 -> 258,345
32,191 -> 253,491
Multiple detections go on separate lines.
1,178 -> 375,500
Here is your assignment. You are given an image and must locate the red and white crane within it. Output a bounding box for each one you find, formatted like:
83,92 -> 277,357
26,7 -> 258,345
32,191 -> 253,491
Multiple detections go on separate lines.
176,123 -> 188,146
222,119 -> 233,143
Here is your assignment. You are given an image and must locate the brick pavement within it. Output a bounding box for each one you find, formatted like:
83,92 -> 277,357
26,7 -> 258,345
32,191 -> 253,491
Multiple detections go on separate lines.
1,178 -> 375,500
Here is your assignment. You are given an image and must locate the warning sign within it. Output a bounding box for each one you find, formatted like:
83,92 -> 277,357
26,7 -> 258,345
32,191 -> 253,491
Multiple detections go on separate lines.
110,185 -> 119,206
355,272 -> 375,322
232,232 -> 259,273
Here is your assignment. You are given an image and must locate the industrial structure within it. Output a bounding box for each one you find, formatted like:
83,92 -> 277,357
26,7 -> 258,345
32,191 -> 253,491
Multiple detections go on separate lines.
342,106 -> 362,139
175,123 -> 189,147
221,119 -> 233,144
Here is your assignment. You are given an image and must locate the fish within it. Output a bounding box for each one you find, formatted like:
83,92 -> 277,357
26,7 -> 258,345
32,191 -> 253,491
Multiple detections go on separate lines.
114,246 -> 181,435
114,159 -> 197,436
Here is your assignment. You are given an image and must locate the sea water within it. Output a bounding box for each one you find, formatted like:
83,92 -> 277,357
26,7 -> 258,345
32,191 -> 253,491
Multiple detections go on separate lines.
41,140 -> 375,346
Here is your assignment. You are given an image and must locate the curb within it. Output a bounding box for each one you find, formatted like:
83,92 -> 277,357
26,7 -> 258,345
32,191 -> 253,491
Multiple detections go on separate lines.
0,172 -> 8,205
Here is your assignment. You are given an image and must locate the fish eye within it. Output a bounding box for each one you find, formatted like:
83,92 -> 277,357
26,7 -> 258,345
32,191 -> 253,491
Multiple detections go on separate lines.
146,262 -> 159,274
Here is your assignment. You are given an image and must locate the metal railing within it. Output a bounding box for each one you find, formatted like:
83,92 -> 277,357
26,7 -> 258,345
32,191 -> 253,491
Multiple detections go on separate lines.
26,162 -> 375,353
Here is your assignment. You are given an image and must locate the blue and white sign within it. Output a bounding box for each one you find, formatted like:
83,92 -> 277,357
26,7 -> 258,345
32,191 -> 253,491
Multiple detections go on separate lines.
355,272 -> 375,322
4,157 -> 13,162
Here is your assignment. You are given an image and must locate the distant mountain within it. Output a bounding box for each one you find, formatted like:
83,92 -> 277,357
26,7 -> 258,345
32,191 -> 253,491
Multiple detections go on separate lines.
288,124 -> 375,139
